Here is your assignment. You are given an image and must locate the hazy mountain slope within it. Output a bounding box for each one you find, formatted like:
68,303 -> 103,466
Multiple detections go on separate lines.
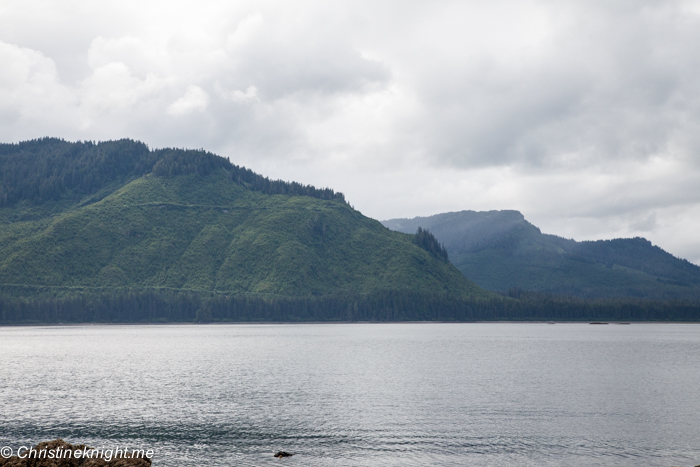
382,210 -> 700,299
0,139 -> 488,300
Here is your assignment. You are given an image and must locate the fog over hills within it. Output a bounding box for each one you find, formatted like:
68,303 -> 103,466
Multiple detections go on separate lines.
382,211 -> 700,300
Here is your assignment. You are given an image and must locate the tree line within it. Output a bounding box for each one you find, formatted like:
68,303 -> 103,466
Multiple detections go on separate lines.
0,138 -> 346,206
571,238 -> 700,286
413,227 -> 449,262
1,287 -> 698,324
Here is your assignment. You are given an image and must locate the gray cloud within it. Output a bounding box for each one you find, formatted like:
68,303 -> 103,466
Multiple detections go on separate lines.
401,1 -> 700,168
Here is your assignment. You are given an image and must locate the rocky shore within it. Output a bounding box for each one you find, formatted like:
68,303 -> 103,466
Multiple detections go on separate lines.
0,440 -> 151,467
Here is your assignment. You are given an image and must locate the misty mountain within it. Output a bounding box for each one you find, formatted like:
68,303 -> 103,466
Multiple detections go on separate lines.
382,210 -> 700,299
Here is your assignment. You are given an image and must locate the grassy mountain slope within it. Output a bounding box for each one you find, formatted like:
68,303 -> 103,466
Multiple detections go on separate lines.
0,139 -> 488,301
382,210 -> 700,299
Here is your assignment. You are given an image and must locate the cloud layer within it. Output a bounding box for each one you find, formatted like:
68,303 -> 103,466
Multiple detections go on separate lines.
1,0 -> 700,263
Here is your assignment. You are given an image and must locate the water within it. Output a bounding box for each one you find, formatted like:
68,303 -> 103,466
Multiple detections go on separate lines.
1,323 -> 699,466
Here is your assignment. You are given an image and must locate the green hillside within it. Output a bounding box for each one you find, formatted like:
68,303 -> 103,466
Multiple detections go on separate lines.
0,139 -> 488,312
5,139 -> 697,323
382,210 -> 700,300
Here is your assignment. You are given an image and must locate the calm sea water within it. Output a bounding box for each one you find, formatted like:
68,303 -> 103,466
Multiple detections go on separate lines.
1,323 -> 699,466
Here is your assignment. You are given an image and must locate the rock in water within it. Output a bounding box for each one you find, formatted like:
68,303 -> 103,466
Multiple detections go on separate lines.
0,440 -> 151,466
274,451 -> 293,458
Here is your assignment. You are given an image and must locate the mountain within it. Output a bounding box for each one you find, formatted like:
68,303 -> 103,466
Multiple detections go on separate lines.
382,210 -> 700,300
0,138 -> 490,322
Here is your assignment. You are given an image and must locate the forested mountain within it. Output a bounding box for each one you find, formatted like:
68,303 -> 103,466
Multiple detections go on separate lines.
0,138 -> 344,212
382,210 -> 700,300
2,139 -> 698,323
0,138 -> 491,322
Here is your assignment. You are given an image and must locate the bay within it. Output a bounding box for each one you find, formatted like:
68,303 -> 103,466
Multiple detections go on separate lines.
1,323 -> 699,466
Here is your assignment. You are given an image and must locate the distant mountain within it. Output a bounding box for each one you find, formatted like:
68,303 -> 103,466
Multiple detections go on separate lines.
0,139 -> 490,322
382,210 -> 700,299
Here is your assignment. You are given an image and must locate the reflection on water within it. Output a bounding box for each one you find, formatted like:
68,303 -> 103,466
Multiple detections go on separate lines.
1,323 -> 699,466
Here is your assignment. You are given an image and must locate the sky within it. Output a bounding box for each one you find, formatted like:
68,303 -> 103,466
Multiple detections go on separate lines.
2,0 -> 700,264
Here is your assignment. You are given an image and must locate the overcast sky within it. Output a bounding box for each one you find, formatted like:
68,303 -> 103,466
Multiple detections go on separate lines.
2,0 -> 700,264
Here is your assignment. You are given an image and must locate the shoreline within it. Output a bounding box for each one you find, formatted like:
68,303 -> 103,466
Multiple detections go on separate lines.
3,320 -> 700,327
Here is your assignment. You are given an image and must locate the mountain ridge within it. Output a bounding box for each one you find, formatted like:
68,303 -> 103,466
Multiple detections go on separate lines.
3,138 -> 698,323
0,138 -> 487,303
382,210 -> 700,300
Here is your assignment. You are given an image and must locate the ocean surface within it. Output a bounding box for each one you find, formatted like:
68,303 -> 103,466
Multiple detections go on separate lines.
1,323 -> 699,466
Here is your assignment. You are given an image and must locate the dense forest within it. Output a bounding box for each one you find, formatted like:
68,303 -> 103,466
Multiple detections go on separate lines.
412,227 -> 449,262
1,287 -> 699,323
0,137 -> 489,320
0,137 -> 345,207
2,138 -> 700,323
